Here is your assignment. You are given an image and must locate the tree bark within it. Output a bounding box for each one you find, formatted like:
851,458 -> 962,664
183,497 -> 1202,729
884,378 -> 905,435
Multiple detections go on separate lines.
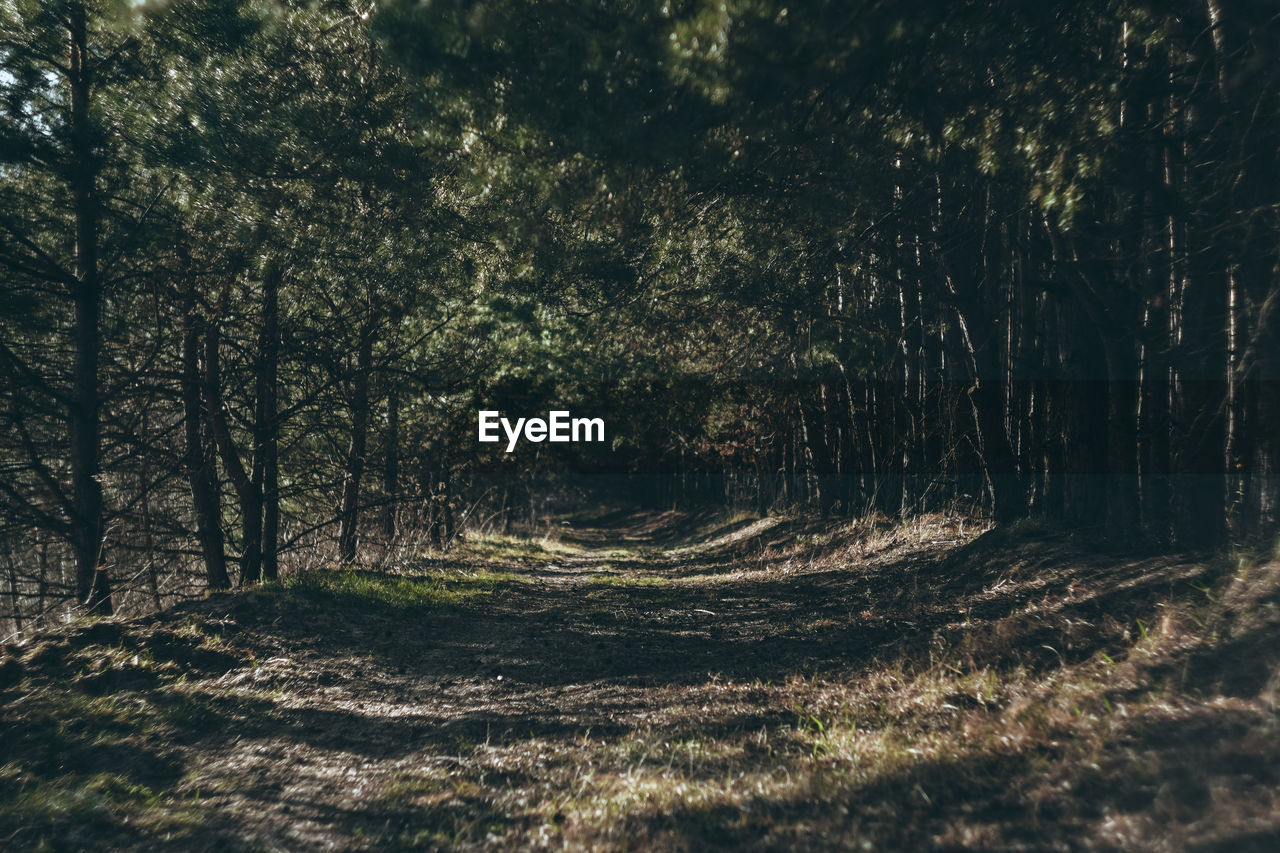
946,277 -> 1027,523
182,305 -> 231,591
382,378 -> 400,538
338,325 -> 374,562
204,307 -> 262,584
67,3 -> 111,614
256,262 -> 281,581
1176,239 -> 1230,548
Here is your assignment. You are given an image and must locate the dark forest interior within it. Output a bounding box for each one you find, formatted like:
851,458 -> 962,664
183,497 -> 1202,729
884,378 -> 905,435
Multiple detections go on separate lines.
2,1 -> 1278,850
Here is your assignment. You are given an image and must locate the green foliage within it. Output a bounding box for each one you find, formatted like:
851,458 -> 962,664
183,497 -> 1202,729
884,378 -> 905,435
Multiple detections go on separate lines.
2,0 -> 1276,608
281,568 -> 525,610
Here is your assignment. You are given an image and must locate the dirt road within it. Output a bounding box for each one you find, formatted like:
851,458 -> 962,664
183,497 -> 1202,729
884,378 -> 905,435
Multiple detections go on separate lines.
3,511 -> 1276,850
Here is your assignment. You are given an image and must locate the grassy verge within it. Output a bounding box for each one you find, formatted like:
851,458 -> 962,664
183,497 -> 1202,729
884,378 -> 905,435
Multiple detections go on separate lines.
279,567 -> 527,610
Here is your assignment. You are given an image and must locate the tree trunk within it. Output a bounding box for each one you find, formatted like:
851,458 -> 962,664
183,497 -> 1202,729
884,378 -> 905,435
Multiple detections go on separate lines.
67,4 -> 111,615
1141,277 -> 1173,542
1058,301 -> 1109,529
256,263 -> 281,581
382,378 -> 400,538
1176,244 -> 1229,548
182,306 -> 231,591
1173,13 -> 1232,548
204,311 -> 262,584
338,326 -> 374,562
1104,340 -> 1141,540
949,284 -> 1026,523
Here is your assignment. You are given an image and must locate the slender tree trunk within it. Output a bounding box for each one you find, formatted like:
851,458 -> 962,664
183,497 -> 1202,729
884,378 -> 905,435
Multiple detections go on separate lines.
1140,96 -> 1178,542
1141,277 -> 1173,542
1104,339 -> 1141,539
936,178 -> 1027,522
1014,218 -> 1040,511
338,325 -> 374,562
204,310 -> 262,584
1059,301 -> 1110,528
1208,0 -> 1280,540
382,378 -> 400,538
138,406 -> 161,611
1176,241 -> 1230,548
6,558 -> 23,634
1246,282 -> 1280,535
257,263 -> 281,581
36,536 -> 49,621
67,4 -> 111,614
1173,14 -> 1232,548
948,282 -> 1026,523
182,306 -> 231,590
141,471 -> 160,611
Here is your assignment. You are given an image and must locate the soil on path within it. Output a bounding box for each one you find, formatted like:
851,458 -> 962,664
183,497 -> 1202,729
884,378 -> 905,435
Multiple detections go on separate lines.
2,510 -> 1278,851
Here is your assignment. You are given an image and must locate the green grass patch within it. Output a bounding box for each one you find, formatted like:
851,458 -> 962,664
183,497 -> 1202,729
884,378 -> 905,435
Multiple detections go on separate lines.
0,683 -> 269,849
282,568 -> 526,610
582,573 -> 670,588
0,768 -> 204,848
1005,515 -> 1054,539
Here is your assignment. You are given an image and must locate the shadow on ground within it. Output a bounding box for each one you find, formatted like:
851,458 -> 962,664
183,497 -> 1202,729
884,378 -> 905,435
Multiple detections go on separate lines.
2,510 -> 1277,850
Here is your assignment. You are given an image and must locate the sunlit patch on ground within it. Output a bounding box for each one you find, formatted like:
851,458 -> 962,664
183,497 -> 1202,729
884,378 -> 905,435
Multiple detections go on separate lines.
1,511 -> 1277,850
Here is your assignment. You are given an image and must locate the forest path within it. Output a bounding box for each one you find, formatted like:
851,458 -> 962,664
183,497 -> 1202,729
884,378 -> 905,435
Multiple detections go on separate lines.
167,508 -> 906,851
4,511 -> 1277,851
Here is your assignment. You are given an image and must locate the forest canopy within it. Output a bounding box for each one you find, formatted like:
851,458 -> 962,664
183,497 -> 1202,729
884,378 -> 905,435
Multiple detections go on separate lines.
1,0 -> 1277,622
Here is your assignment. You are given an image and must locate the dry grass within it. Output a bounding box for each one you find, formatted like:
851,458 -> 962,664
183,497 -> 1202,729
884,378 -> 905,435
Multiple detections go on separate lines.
1,510 -> 1277,850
